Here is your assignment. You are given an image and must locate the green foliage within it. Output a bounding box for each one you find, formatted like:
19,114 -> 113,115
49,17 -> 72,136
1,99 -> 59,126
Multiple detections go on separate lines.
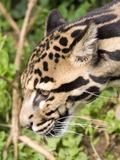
0,33 -> 16,118
0,32 -> 17,159
0,0 -> 118,160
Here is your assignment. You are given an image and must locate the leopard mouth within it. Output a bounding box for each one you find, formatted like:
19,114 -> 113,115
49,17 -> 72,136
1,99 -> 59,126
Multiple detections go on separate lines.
32,119 -> 55,135
26,107 -> 72,137
45,116 -> 68,137
45,109 -> 73,137
28,115 -> 70,137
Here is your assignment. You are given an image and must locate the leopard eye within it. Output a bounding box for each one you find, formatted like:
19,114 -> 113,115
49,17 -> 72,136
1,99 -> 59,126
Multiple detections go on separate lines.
40,90 -> 50,97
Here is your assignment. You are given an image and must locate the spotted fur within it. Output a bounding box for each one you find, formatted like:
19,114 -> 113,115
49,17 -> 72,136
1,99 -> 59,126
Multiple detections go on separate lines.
20,0 -> 120,137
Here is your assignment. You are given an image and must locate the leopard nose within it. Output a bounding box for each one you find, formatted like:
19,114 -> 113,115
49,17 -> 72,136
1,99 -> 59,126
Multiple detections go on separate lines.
19,113 -> 33,130
19,108 -> 33,128
19,100 -> 34,128
19,116 -> 30,128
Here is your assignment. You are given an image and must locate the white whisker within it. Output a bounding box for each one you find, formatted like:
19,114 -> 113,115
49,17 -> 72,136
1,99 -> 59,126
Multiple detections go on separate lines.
48,132 -> 56,140
57,121 -> 106,129
57,115 -> 108,125
83,90 -> 117,100
53,128 -> 83,136
57,121 -> 85,129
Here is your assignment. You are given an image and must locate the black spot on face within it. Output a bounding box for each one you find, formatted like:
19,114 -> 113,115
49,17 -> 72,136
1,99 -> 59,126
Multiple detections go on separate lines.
29,114 -> 33,119
46,96 -> 55,102
62,48 -> 70,53
53,46 -> 61,51
45,108 -> 58,116
46,41 -> 50,50
59,37 -> 68,46
34,69 -> 42,76
43,61 -> 48,71
54,35 -> 60,40
41,53 -> 47,59
34,78 -> 38,88
55,53 -> 60,58
71,30 -> 81,37
62,55 -> 65,59
39,43 -> 45,48
41,76 -> 54,83
67,92 -> 89,102
55,59 -> 59,63
49,52 -> 53,60
52,76 -> 89,93
46,104 -> 50,107
36,119 -> 47,126
30,53 -> 36,61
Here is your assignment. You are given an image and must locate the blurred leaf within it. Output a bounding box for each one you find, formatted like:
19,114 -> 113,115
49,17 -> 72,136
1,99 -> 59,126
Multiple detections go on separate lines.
11,1 -> 27,19
76,152 -> 88,160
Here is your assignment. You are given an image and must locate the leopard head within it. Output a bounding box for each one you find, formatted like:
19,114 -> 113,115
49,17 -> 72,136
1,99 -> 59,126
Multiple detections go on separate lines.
20,9 -> 109,137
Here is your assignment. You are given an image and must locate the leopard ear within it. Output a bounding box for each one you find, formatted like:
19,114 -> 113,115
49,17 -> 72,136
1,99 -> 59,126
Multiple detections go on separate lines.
45,9 -> 66,36
70,22 -> 98,66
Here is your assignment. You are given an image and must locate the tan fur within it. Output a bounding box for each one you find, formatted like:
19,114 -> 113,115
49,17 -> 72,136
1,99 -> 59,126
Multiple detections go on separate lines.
20,1 -> 120,137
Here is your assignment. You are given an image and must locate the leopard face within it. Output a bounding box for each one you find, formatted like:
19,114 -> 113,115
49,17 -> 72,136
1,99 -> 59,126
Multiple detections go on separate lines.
20,9 -> 110,137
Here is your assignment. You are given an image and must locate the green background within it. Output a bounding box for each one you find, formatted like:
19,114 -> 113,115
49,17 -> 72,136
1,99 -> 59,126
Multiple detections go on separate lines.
1,0 -> 120,160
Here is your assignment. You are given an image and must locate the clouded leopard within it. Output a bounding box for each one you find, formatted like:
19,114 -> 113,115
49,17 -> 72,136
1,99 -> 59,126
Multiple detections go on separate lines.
20,0 -> 120,137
